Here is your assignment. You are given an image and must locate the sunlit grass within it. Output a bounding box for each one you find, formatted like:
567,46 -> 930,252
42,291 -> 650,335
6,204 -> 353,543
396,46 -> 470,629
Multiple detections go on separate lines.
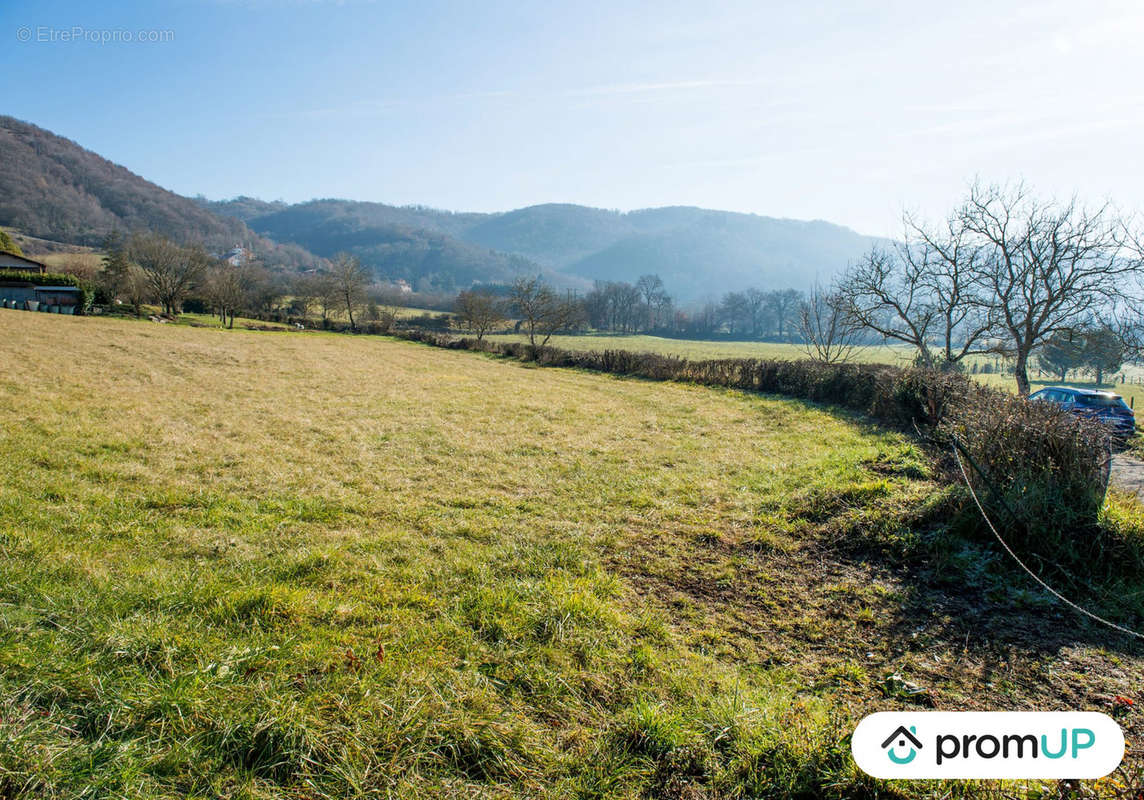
1,309 -> 1141,797
486,332 -> 917,365
486,332 -> 1144,408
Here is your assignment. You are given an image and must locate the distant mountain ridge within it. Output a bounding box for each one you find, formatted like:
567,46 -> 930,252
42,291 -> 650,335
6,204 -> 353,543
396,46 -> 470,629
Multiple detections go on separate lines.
206,198 -> 882,300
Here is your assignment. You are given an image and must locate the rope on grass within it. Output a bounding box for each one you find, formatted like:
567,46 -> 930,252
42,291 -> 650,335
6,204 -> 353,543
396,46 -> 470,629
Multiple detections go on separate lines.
951,435 -> 1144,641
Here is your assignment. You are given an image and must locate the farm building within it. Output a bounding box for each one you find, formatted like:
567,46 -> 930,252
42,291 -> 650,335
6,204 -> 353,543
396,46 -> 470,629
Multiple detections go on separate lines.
0,253 -> 84,313
0,251 -> 47,272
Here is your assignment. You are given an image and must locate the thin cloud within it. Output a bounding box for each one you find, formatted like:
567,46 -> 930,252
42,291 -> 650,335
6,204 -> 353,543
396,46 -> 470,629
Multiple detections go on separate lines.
564,78 -> 767,97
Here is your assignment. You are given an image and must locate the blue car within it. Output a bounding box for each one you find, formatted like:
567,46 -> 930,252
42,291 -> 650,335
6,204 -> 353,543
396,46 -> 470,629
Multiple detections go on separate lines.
1029,386 -> 1136,441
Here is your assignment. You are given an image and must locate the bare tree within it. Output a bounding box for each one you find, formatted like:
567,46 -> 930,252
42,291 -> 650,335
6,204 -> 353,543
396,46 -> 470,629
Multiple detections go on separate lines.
744,288 -> 767,336
958,182 -> 1141,394
329,252 -> 371,331
718,291 -> 750,335
452,289 -> 506,340
123,264 -> 151,317
798,285 -> 862,364
56,254 -> 100,284
203,262 -> 246,328
635,274 -> 667,330
293,272 -> 340,326
765,289 -> 802,340
129,233 -> 209,316
838,212 -> 992,368
509,276 -> 585,346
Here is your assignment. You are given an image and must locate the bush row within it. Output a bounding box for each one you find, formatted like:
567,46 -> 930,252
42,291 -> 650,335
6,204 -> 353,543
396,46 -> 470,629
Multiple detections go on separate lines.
391,329 -> 1114,561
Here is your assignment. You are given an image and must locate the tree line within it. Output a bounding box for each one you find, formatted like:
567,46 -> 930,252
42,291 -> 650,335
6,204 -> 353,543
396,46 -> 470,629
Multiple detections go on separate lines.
95,233 -> 396,330
453,276 -> 809,343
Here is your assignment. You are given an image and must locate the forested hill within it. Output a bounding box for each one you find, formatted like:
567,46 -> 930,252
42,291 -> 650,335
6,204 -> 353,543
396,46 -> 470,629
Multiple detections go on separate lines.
206,199 -> 553,292
465,204 -> 883,299
207,198 -> 882,300
0,116 -> 320,269
0,116 -> 249,247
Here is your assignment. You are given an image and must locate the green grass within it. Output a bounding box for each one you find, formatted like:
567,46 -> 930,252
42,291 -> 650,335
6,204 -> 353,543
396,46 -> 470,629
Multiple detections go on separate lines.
2,310 -> 1143,798
487,332 -> 1144,408
486,332 -> 918,365
174,310 -> 295,331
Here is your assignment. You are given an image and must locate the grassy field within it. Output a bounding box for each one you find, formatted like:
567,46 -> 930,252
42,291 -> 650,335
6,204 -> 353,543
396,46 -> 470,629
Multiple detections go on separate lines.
485,333 -> 1144,409
485,333 -> 917,366
2,310 -> 1144,798
174,311 -> 296,331
37,251 -> 103,274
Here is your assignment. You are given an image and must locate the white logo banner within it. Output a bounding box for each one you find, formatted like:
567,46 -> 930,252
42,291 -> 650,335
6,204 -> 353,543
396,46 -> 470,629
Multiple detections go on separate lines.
852,712 -> 1124,779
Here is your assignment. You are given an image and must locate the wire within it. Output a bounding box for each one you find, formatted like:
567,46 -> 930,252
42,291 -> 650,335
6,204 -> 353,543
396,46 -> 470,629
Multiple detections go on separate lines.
951,438 -> 1144,641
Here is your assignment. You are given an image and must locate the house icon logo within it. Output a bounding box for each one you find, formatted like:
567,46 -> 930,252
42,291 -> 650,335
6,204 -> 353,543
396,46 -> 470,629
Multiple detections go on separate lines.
881,725 -> 922,764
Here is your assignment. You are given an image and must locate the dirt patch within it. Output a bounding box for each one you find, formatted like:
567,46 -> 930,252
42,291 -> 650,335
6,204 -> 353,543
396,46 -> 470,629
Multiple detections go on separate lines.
1112,453 -> 1144,501
605,500 -> 1144,770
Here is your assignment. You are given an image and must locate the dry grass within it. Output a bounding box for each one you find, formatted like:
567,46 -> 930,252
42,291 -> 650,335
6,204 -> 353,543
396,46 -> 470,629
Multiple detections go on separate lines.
37,251 -> 103,276
1,310 -> 1143,798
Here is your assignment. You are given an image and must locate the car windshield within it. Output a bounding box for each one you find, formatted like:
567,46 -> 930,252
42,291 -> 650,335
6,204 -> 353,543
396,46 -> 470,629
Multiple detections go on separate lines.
1074,393 -> 1130,410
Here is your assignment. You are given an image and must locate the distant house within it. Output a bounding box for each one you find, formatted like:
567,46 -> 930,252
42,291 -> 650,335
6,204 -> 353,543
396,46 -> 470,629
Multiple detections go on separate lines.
222,246 -> 250,266
0,251 -> 47,273
395,279 -> 413,295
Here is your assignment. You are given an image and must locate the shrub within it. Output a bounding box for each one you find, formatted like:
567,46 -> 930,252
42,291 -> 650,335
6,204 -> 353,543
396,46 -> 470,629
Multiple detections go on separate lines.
941,386 -> 1116,573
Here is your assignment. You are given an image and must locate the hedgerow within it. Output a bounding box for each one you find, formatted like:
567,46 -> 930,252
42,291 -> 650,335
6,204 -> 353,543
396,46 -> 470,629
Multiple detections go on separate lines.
392,328 -> 1120,576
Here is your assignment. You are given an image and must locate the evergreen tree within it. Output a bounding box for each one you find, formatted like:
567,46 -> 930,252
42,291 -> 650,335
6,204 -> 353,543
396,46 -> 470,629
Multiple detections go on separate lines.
0,228 -> 23,257
100,231 -> 131,303
1036,331 -> 1086,382
1082,326 -> 1126,385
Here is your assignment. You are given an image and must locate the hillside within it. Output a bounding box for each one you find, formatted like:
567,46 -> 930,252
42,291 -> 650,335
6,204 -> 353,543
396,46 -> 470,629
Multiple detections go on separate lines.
221,199 -> 553,291
2,311 -> 1142,797
209,197 -> 881,300
561,207 -> 879,299
0,116 -> 320,269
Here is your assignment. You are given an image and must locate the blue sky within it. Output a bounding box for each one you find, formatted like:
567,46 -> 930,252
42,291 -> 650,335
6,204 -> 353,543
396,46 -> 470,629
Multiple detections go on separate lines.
3,0 -> 1144,237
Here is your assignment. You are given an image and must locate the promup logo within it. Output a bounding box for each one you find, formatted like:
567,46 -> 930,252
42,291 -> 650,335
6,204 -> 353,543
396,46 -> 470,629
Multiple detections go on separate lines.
881,725 -> 922,764
853,712 -> 1124,780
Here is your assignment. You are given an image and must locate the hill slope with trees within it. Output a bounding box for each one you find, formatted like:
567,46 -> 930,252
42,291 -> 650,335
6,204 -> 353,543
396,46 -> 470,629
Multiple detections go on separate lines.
208,197 -> 881,300
0,116 -> 320,270
220,199 -> 548,292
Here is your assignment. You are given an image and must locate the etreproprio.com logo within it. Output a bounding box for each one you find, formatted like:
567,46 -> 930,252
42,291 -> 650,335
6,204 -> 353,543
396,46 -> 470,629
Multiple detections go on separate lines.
852,712 -> 1125,780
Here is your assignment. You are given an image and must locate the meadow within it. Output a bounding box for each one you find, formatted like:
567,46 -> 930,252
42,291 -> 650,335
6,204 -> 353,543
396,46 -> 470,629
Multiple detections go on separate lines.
2,311 -> 1144,798
485,332 -> 1144,410
485,333 -> 917,365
